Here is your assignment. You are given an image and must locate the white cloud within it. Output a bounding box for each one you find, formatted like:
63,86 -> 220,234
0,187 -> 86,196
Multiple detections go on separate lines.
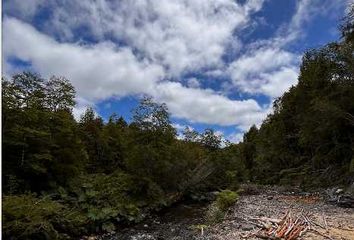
3,17 -> 165,102
153,81 -> 268,128
3,0 -> 45,19
4,0 -> 347,134
258,67 -> 299,97
226,0 -> 348,100
4,0 -> 265,77
3,17 -> 268,129
228,47 -> 300,97
171,123 -> 186,131
276,0 -> 348,45
227,132 -> 244,144
186,78 -> 200,88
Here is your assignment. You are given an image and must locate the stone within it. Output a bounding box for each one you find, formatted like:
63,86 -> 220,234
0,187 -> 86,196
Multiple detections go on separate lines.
241,224 -> 254,231
336,188 -> 344,194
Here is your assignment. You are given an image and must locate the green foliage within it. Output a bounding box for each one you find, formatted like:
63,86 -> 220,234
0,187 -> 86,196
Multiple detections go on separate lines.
3,194 -> 66,239
2,74 -> 86,192
200,129 -> 222,151
3,193 -> 90,239
215,190 -> 239,211
3,10 -> 353,238
132,96 -> 175,134
45,76 -> 76,111
206,202 -> 225,223
206,190 -> 238,223
69,171 -> 165,225
237,8 -> 354,186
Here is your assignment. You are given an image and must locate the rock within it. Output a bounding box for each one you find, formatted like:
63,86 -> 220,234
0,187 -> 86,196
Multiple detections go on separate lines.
241,224 -> 254,231
131,233 -> 156,240
336,188 -> 344,194
143,224 -> 149,228
326,187 -> 354,208
337,195 -> 354,208
267,196 -> 273,200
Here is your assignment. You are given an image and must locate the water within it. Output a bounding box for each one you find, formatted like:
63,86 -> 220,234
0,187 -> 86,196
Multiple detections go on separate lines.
104,201 -> 209,240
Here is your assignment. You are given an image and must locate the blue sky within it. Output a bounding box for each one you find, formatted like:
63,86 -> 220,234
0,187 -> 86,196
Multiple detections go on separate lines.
3,0 -> 351,142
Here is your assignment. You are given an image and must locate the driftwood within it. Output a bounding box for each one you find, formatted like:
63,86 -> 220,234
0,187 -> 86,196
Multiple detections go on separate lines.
241,210 -> 338,240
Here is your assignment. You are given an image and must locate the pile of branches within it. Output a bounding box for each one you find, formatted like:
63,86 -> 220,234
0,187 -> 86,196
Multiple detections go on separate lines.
241,210 -> 331,240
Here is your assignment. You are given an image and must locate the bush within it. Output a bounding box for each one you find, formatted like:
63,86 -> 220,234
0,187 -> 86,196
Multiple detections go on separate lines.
215,190 -> 239,211
3,194 -> 65,239
2,172 -> 168,239
64,171 -> 166,232
206,190 -> 238,223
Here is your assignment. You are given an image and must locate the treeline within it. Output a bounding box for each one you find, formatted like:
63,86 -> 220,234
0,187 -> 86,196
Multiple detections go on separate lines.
2,73 -> 242,238
236,8 -> 354,187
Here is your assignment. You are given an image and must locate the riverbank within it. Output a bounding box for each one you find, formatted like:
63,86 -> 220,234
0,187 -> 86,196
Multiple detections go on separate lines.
84,186 -> 354,240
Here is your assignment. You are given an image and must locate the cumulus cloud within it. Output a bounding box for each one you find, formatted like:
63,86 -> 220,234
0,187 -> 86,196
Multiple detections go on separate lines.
3,0 -> 45,19
228,47 -> 300,97
186,78 -> 200,88
226,0 -> 348,100
3,17 -> 165,101
5,0 -> 266,77
280,0 -> 349,44
226,132 -> 244,144
3,17 -> 268,129
153,81 -> 268,128
3,0 -> 348,135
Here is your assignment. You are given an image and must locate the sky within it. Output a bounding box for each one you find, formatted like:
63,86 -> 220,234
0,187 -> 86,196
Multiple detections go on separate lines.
2,0 -> 352,143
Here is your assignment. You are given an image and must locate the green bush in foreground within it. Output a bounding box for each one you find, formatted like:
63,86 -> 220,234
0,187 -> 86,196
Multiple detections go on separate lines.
215,190 -> 239,211
2,172 -> 168,239
206,190 -> 239,223
3,194 -> 69,239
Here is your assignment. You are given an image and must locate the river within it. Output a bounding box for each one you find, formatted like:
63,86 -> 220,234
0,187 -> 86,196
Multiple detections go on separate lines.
101,200 -> 209,240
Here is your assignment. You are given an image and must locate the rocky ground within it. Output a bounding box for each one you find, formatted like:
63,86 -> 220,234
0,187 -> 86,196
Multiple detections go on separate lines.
86,185 -> 354,240
206,185 -> 354,240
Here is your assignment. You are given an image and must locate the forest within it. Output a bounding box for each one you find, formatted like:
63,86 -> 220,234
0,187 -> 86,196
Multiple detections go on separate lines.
2,7 -> 354,240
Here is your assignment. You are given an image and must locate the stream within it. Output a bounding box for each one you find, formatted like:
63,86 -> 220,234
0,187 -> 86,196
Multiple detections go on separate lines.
102,200 -> 209,240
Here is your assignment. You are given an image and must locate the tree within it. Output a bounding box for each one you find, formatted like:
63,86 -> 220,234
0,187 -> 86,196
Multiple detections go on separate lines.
241,125 -> 258,173
79,107 -> 105,172
45,76 -> 76,111
100,113 -> 128,172
340,4 -> 354,43
241,10 -> 354,186
2,73 -> 86,192
182,126 -> 200,142
132,96 -> 175,134
200,129 -> 221,151
10,72 -> 45,109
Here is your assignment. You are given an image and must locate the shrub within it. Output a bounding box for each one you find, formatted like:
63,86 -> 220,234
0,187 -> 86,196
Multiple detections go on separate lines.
65,171 -> 166,232
215,190 -> 239,211
206,190 -> 238,223
2,172 -> 167,239
3,194 -> 64,239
